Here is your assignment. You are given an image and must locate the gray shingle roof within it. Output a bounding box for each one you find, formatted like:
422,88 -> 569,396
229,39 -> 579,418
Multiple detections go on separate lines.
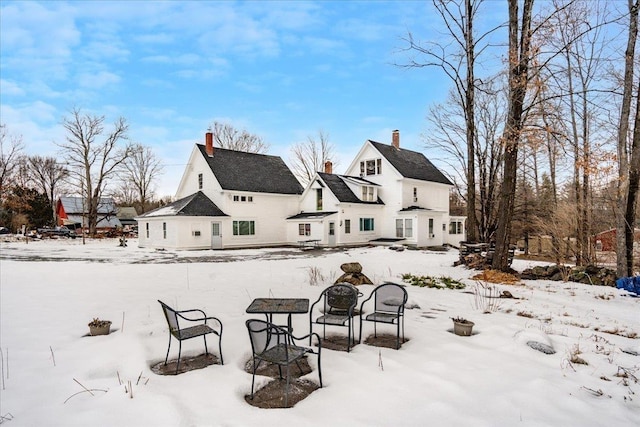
317,172 -> 384,205
197,144 -> 303,195
138,191 -> 227,218
59,197 -> 117,214
369,141 -> 453,185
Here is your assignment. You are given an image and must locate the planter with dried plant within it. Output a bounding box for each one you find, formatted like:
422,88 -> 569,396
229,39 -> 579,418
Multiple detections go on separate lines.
88,318 -> 111,336
451,317 -> 474,336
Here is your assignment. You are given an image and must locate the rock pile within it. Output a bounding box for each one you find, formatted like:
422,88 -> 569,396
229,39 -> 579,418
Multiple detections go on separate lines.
335,262 -> 373,286
520,264 -> 617,287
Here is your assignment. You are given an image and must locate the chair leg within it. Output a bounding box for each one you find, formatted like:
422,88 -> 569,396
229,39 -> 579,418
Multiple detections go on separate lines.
164,335 -> 172,365
250,358 -> 260,400
175,341 -> 182,374
359,316 -> 363,344
203,335 -> 209,355
218,335 -> 224,365
317,349 -> 323,388
396,321 -> 400,350
285,364 -> 291,407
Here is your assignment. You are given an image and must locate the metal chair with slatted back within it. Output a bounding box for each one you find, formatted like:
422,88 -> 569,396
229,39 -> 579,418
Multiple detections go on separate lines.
358,282 -> 408,349
309,283 -> 359,352
158,300 -> 224,374
246,319 -> 322,407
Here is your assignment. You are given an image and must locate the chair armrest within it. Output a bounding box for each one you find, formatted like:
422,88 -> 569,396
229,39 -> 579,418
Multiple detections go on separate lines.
359,293 -> 374,314
290,331 -> 322,349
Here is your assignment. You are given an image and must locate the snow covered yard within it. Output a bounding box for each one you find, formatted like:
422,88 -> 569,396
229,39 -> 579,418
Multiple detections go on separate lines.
0,239 -> 638,426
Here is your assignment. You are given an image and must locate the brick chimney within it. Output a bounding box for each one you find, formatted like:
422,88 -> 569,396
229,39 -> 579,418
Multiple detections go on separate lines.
324,161 -> 333,174
205,131 -> 214,156
392,129 -> 400,149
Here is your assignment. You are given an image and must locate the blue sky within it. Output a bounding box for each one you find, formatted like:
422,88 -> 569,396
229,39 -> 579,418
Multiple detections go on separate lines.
1,0 -> 503,197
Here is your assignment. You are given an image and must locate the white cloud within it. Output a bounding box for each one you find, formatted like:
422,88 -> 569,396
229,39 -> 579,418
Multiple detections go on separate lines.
0,79 -> 25,96
76,71 -> 121,89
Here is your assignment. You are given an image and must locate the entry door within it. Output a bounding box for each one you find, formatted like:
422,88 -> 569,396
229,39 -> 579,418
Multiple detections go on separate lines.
211,222 -> 222,249
328,221 -> 336,247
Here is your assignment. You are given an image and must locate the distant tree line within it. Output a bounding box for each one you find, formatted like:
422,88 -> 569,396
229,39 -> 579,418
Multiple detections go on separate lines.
399,0 -> 640,275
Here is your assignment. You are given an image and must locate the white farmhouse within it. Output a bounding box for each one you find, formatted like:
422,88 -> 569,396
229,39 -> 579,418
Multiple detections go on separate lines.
137,132 -> 303,249
137,130 -> 465,250
287,130 -> 466,248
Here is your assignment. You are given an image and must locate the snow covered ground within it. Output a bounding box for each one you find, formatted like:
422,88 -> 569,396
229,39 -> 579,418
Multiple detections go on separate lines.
0,238 -> 638,426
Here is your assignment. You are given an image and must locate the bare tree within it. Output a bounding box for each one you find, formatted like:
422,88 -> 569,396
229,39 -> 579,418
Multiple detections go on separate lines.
616,0 -> 640,277
424,80 -> 506,242
492,0 -> 535,271
27,155 -> 69,224
56,108 -> 132,236
210,121 -> 269,153
118,144 -> 163,213
0,124 -> 24,201
289,130 -> 338,186
398,0 -> 504,242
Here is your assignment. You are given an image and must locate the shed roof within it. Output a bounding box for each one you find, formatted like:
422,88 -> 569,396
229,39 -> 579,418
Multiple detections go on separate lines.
59,197 -> 117,214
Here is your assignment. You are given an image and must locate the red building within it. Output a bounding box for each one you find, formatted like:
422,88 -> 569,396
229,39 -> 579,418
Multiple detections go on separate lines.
593,228 -> 640,251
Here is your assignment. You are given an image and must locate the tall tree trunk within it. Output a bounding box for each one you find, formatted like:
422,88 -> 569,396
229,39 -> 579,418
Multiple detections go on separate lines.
625,78 -> 640,275
616,0 -> 639,277
465,0 -> 479,242
493,0 -> 534,271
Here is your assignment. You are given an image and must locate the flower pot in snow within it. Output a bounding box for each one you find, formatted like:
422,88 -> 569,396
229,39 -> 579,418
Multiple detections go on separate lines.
88,319 -> 111,336
452,318 -> 474,336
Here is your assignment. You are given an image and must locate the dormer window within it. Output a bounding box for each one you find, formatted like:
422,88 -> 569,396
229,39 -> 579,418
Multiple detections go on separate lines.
198,173 -> 203,190
362,186 -> 375,202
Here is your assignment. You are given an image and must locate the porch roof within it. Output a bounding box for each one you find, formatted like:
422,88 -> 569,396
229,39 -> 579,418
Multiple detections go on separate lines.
286,211 -> 338,220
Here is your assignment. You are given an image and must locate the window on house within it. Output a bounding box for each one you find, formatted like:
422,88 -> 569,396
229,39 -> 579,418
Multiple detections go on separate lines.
329,222 -> 335,235
316,189 -> 323,211
359,218 -> 375,231
233,220 -> 255,236
376,158 -> 382,174
395,219 -> 413,238
233,195 -> 253,202
360,161 -> 365,176
298,223 -> 311,236
449,221 -> 464,234
366,160 -> 376,175
163,222 -> 167,239
344,219 -> 351,234
198,173 -> 203,190
361,186 -> 375,202
428,218 -> 434,237
145,223 -> 149,238
413,187 -> 417,202
405,219 -> 413,237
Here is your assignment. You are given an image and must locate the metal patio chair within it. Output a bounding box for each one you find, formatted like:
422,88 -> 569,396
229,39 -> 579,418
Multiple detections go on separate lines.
358,282 -> 408,349
158,300 -> 224,374
309,283 -> 359,352
246,319 -> 322,407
